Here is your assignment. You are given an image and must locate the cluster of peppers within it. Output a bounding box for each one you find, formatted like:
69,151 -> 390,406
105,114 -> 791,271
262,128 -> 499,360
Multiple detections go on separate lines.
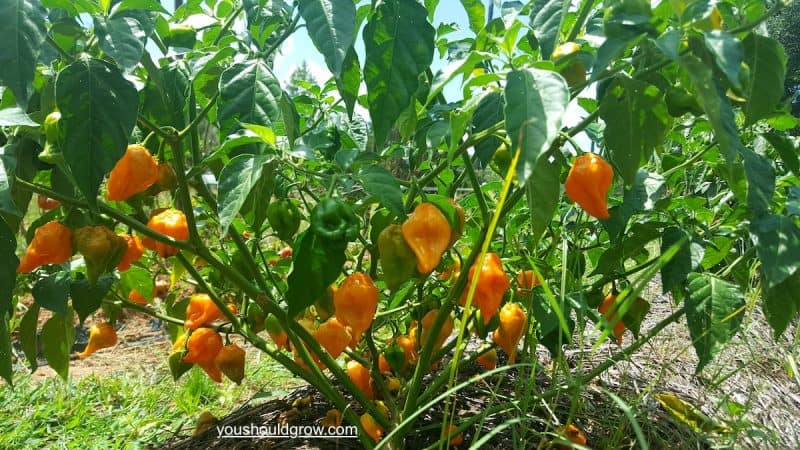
170,294 -> 245,384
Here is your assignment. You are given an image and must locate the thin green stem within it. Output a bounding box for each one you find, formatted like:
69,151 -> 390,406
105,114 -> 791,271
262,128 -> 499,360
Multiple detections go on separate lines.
566,0 -> 599,42
212,5 -> 244,46
463,153 -> 490,223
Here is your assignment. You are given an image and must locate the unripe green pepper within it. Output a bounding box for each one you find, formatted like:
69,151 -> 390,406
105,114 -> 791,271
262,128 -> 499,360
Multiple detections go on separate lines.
164,24 -> 196,49
39,111 -> 64,165
378,224 -> 417,290
267,199 -> 302,242
310,198 -> 360,242
246,303 -> 267,333
73,225 -> 128,284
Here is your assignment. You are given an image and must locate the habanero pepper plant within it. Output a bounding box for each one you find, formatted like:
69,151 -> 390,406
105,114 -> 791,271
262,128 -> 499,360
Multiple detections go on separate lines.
0,0 -> 798,448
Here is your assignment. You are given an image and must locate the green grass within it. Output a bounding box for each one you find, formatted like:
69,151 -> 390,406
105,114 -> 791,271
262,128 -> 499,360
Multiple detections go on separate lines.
0,352 -> 301,449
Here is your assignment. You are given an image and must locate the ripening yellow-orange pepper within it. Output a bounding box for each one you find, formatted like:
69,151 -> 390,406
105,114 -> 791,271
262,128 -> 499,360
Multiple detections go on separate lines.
334,272 -> 378,347
182,328 -> 223,382
492,303 -> 527,364
142,209 -> 189,257
185,293 -> 224,330
78,323 -> 118,358
314,317 -> 352,359
106,144 -> 160,201
460,253 -> 510,324
17,221 -> 73,273
402,202 -> 452,274
564,153 -> 613,220
117,234 -> 144,272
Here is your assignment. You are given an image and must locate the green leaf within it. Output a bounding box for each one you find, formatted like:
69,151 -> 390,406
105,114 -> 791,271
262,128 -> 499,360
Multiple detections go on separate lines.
19,303 -> 39,371
762,132 -> 799,176
0,313 -> 11,385
750,214 -> 800,290
70,273 -> 114,323
0,218 -> 17,315
140,62 -> 190,130
114,0 -> 168,14
504,68 -> 569,184
622,296 -> 650,338
218,60 -> 283,137
93,15 -> 147,72
600,77 -> 670,184
119,266 -> 154,299
55,58 -> 139,207
286,231 -> 347,318
740,148 -> 774,218
0,0 -> 47,109
459,0 -> 485,34
0,106 -> 38,126
530,0 -> 565,59
660,228 -> 703,294
702,31 -> 742,90
742,34 -> 786,126
33,271 -> 71,315
762,271 -> 800,338
41,0 -> 102,15
241,158 -> 277,234
472,90 -> 504,164
298,0 -> 356,77
41,311 -> 75,380
359,166 -> 404,219
363,0 -> 435,145
336,47 -> 361,118
681,55 -> 742,174
685,273 -> 745,372
525,149 -> 561,244
218,154 -> 275,237
606,170 -> 666,239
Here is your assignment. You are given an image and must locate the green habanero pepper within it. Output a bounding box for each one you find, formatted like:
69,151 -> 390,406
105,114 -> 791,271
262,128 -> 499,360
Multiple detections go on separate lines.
267,199 -> 302,242
378,224 -> 417,291
310,198 -> 360,242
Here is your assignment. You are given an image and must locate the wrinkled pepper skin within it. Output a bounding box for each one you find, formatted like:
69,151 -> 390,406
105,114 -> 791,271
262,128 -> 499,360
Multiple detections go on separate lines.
73,226 -> 128,283
182,328 -> 224,383
17,221 -> 73,273
143,209 -> 189,257
402,203 -> 452,274
334,272 -> 379,347
78,323 -> 117,358
598,294 -> 626,345
117,234 -> 145,271
492,303 -> 527,364
310,198 -> 360,242
378,224 -> 418,290
215,344 -> 246,384
564,153 -> 613,220
460,253 -> 510,324
185,293 -> 224,329
106,144 -> 160,201
267,199 -> 302,242
314,317 -> 352,359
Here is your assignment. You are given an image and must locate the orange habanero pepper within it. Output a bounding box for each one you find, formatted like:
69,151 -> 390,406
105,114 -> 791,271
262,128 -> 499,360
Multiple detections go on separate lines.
492,303 -> 527,364
182,328 -> 224,382
185,293 -> 225,330
17,221 -> 73,273
215,343 -> 246,384
334,272 -> 378,347
402,203 -> 452,274
598,293 -> 627,345
78,323 -> 118,358
117,234 -> 145,271
460,253 -> 510,324
106,144 -> 160,201
315,317 -> 352,359
564,153 -> 613,220
346,360 -> 375,400
143,209 -> 189,257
